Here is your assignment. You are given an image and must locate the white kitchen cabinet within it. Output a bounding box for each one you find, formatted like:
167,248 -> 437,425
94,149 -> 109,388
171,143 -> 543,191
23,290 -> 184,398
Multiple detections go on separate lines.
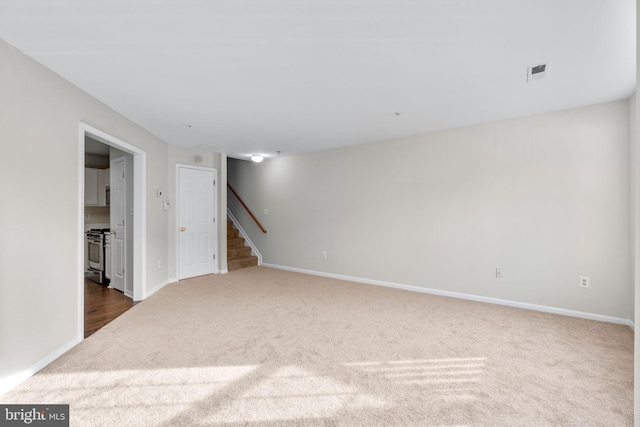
84,168 -> 99,205
85,168 -> 110,206
98,168 -> 110,206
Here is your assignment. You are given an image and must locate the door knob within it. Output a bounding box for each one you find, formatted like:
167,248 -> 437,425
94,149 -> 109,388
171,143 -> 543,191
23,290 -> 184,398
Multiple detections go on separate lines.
180,227 -> 186,232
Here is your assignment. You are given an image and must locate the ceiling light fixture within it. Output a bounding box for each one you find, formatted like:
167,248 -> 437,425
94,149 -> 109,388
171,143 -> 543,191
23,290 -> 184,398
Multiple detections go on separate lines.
251,154 -> 264,163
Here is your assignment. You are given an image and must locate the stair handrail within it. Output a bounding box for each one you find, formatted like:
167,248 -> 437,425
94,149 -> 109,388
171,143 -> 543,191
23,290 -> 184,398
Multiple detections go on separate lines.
227,183 -> 267,233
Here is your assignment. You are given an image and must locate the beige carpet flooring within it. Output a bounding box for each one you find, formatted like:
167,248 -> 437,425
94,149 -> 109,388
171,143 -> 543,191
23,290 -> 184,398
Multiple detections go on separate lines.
2,266 -> 634,426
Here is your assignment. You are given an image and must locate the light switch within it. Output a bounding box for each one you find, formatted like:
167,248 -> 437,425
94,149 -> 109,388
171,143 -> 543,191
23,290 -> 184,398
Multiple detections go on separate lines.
157,189 -> 163,197
163,201 -> 170,211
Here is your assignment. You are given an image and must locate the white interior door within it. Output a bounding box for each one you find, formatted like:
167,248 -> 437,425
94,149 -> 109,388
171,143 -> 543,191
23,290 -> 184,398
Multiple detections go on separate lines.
110,157 -> 126,292
178,166 -> 217,279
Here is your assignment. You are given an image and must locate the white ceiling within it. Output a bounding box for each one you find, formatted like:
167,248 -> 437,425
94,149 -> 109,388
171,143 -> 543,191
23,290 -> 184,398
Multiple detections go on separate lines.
0,0 -> 635,160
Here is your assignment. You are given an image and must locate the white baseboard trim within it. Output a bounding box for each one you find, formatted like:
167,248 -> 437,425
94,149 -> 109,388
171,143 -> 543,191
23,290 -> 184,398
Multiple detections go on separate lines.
221,269 -> 229,274
2,274 -> 191,395
629,320 -> 635,331
262,263 -> 632,327
0,336 -> 82,396
144,277 -> 177,299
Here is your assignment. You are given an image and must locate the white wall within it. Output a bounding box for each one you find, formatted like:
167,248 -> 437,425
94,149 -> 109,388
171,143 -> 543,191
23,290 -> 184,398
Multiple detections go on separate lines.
634,2 -> 639,424
229,99 -> 631,319
631,92 -> 637,327
0,38 -> 213,392
84,206 -> 110,226
633,91 -> 639,426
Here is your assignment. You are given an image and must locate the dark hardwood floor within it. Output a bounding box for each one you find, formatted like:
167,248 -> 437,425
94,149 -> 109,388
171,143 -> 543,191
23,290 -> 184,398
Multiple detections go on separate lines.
84,279 -> 135,338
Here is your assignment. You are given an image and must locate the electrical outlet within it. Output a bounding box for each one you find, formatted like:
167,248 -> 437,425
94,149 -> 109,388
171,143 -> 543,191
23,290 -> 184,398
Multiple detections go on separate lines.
157,259 -> 163,268
580,276 -> 589,288
496,269 -> 503,279
321,251 -> 327,259
85,214 -> 90,220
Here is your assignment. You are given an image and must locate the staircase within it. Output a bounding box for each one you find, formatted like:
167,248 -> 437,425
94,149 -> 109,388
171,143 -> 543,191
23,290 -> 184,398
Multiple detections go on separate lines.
227,221 -> 258,271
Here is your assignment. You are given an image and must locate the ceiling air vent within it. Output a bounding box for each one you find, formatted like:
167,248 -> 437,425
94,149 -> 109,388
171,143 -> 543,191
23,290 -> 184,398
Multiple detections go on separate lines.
527,62 -> 550,82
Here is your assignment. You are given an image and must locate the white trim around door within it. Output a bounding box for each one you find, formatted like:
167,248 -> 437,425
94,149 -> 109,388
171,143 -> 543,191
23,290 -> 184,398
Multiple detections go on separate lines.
79,123 -> 147,339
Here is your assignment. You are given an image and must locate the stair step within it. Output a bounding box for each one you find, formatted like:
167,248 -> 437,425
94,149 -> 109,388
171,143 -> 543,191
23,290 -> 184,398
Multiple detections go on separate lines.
227,237 -> 246,248
228,256 -> 258,271
227,246 -> 252,258
226,220 -> 257,271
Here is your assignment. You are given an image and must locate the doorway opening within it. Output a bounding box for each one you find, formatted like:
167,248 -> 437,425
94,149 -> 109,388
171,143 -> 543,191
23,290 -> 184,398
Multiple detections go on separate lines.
79,123 -> 146,339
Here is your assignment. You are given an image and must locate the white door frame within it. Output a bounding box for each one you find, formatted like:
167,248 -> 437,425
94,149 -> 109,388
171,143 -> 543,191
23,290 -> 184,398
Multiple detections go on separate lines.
175,163 -> 218,279
78,123 -> 146,339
